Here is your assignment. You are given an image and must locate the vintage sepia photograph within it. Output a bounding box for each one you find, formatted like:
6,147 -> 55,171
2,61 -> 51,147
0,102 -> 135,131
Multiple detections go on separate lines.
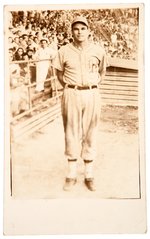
4,3 -> 146,235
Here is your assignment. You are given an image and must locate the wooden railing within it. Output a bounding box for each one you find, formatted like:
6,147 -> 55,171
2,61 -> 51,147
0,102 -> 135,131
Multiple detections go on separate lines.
10,57 -> 138,142
10,58 -> 62,141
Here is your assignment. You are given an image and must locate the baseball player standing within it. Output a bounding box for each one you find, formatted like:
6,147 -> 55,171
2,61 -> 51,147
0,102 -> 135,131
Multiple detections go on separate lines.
54,16 -> 107,191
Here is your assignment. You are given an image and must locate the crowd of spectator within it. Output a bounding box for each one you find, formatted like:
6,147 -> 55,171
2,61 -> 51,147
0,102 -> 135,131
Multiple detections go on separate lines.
8,8 -> 139,117
8,8 -> 139,62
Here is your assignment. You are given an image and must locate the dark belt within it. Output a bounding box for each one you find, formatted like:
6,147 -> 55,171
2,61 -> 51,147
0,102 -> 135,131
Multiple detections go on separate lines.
66,84 -> 98,90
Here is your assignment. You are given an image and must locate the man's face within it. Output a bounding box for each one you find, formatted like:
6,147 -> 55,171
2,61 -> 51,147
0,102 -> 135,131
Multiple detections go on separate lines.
8,37 -> 13,43
17,31 -> 22,37
14,37 -> 19,43
57,33 -> 64,42
9,52 -> 13,61
48,37 -> 53,44
27,50 -> 33,56
19,37 -> 23,43
72,22 -> 89,43
24,35 -> 28,42
41,40 -> 47,48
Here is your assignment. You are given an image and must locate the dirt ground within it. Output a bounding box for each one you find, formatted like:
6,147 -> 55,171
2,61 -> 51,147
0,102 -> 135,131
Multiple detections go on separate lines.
11,105 -> 140,199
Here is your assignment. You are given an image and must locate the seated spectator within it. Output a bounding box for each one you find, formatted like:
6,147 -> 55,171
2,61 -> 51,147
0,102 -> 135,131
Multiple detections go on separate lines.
26,38 -> 37,53
9,48 -> 15,59
9,52 -> 20,88
23,49 -> 36,83
14,47 -> 25,61
18,35 -> 27,51
13,47 -> 28,78
48,35 -> 58,51
13,36 -> 20,51
33,36 -> 40,45
57,32 -> 65,49
9,52 -> 29,117
8,37 -> 14,50
24,48 -> 35,60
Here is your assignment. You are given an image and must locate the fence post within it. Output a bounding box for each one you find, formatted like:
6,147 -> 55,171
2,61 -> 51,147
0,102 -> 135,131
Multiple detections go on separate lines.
51,61 -> 58,101
27,61 -> 32,113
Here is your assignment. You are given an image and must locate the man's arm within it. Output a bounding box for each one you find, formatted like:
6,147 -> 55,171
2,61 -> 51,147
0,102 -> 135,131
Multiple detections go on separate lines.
56,69 -> 65,87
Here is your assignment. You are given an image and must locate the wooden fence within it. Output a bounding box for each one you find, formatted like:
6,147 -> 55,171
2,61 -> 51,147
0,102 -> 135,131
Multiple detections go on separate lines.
101,57 -> 138,106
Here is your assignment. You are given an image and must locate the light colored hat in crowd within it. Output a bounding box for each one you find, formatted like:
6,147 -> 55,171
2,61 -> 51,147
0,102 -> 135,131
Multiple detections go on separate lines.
40,38 -> 49,43
71,16 -> 89,28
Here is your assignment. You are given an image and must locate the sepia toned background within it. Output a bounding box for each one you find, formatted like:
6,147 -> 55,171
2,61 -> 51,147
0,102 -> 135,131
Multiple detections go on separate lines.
3,2 -> 147,236
7,5 -> 140,199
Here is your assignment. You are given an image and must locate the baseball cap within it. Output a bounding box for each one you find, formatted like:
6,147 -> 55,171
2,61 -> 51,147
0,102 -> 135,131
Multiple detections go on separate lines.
71,16 -> 89,28
40,38 -> 49,43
